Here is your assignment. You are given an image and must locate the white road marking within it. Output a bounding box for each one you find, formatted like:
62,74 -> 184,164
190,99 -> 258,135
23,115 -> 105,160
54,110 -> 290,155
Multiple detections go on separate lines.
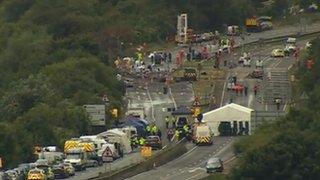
188,167 -> 206,173
265,102 -> 268,111
248,94 -> 254,108
168,87 -> 177,109
146,87 -> 156,122
220,73 -> 229,107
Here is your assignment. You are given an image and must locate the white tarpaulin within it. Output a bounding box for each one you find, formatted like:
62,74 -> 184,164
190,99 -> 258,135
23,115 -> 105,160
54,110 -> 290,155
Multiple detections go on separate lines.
203,103 -> 253,136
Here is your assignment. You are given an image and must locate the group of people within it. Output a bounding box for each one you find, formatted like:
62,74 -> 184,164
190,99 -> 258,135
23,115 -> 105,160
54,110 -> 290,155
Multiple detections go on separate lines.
145,123 -> 161,137
149,51 -> 172,65
130,135 -> 147,149
174,124 -> 192,141
164,116 -> 176,129
130,123 -> 162,149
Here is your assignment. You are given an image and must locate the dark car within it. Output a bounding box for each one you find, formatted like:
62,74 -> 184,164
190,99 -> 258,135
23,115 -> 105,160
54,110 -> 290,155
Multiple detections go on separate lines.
206,157 -> 223,173
145,136 -> 162,150
4,170 -> 20,180
52,164 -> 69,179
249,69 -> 263,79
18,163 -> 32,179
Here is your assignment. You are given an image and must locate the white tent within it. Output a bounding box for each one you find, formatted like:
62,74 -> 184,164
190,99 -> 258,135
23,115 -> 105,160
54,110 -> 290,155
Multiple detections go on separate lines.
203,103 -> 253,136
98,129 -> 132,154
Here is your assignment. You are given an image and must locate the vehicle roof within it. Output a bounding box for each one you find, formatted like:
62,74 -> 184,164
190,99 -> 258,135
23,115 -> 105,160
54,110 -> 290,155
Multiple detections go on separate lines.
207,157 -> 221,164
5,170 -> 17,173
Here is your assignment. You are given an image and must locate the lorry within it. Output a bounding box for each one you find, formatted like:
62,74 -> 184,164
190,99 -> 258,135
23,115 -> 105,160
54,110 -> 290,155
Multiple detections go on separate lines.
246,16 -> 273,32
64,148 -> 89,171
64,139 -> 81,153
121,126 -> 138,140
193,122 -> 214,145
64,139 -> 102,170
64,147 -> 100,171
98,129 -> 132,154
79,135 -> 107,152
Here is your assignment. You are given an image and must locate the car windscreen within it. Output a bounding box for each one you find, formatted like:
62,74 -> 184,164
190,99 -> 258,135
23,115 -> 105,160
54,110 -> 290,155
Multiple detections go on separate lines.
177,117 -> 187,125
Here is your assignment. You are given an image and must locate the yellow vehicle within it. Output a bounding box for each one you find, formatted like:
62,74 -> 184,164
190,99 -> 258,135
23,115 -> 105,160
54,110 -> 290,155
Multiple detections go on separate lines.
64,139 -> 80,152
271,49 -> 285,57
78,141 -> 95,152
246,16 -> 273,32
27,168 -> 46,180
193,122 -> 213,145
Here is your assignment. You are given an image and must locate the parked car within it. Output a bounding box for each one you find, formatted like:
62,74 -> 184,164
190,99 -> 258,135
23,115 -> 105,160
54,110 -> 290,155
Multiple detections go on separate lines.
52,164 -> 69,179
0,171 -> 4,180
4,170 -> 20,180
145,136 -> 162,150
62,163 -> 75,177
206,157 -> 223,173
27,168 -> 46,180
271,49 -> 284,57
249,69 -> 264,79
18,163 -> 32,179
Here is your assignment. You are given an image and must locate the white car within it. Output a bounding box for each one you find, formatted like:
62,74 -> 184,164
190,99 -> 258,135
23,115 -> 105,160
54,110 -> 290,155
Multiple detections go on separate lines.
243,59 -> 251,67
284,44 -> 296,52
306,41 -> 312,49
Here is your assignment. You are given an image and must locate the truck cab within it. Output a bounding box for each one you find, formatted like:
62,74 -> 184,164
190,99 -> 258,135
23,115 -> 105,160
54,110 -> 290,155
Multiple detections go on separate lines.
193,123 -> 214,145
64,148 -> 88,171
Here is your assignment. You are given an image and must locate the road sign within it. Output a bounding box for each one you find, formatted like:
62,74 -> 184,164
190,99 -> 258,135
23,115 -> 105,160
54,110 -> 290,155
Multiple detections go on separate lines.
193,107 -> 201,118
111,108 -> 118,118
141,146 -> 152,157
103,147 -> 113,157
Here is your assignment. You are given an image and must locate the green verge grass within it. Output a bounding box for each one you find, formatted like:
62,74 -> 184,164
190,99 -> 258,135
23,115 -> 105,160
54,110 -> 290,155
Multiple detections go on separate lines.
200,174 -> 228,180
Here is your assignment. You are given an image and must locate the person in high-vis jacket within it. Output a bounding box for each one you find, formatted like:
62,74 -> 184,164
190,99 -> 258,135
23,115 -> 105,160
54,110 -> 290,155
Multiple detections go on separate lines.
139,137 -> 146,146
165,116 -> 169,129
